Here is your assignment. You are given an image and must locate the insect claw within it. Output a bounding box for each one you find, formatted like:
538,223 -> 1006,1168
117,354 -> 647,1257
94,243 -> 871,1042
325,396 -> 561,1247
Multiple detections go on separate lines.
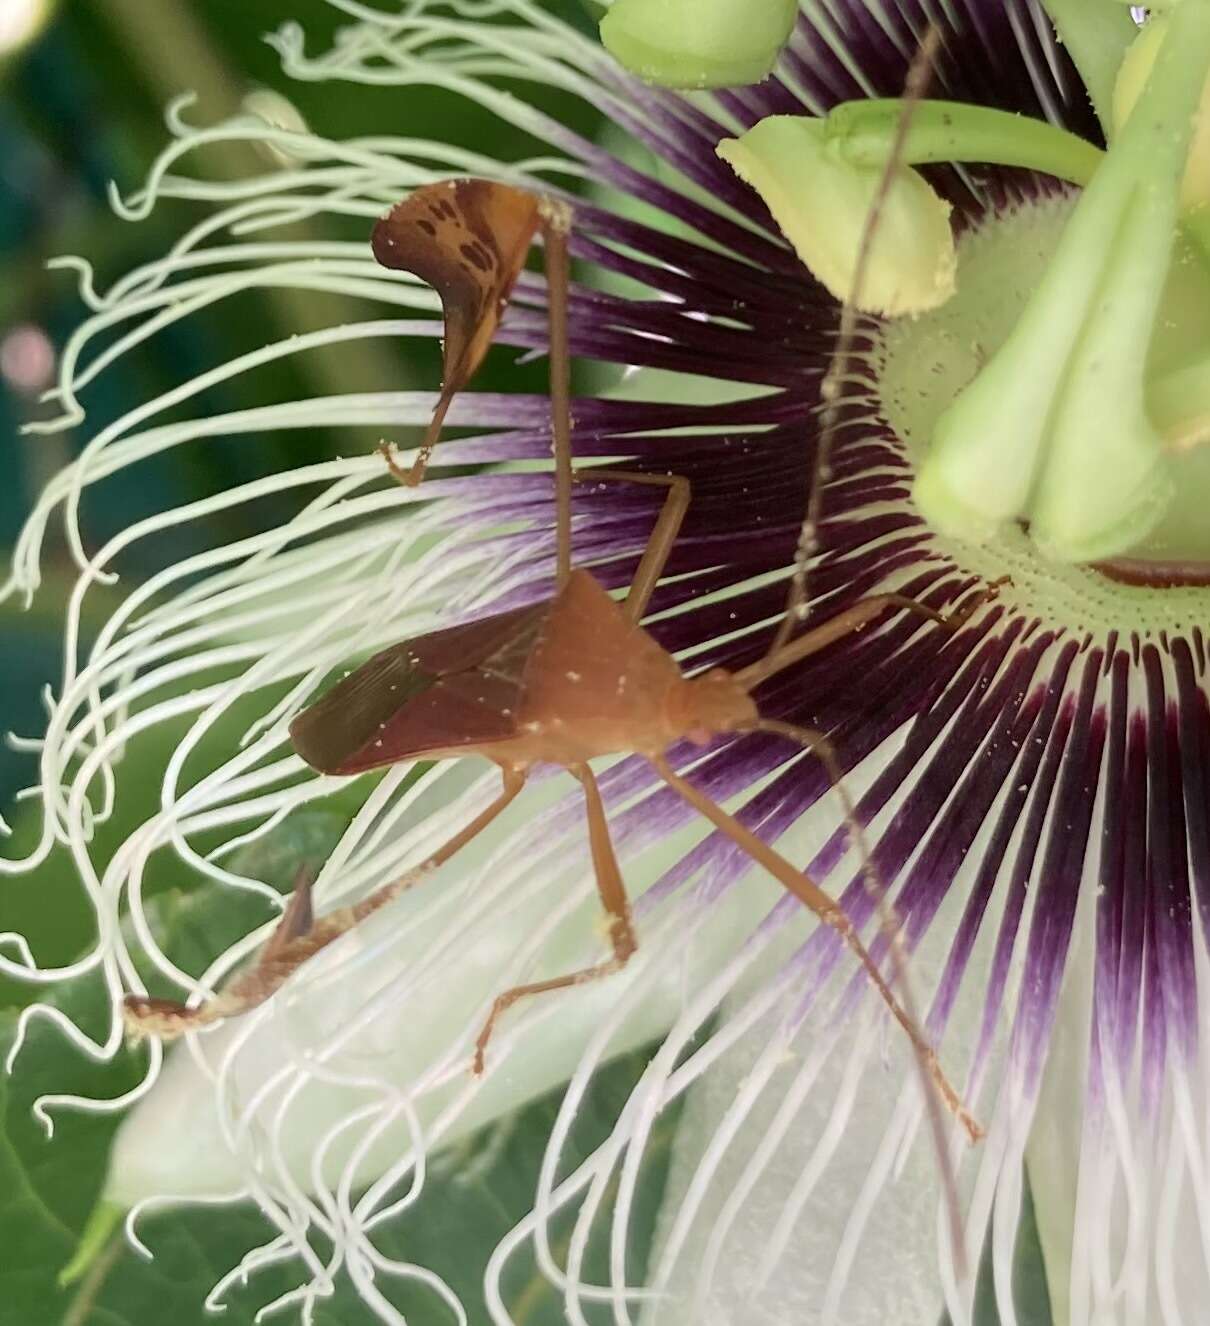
377,438 -> 420,487
123,992 -> 203,1041
258,874 -> 315,970
941,574 -> 1011,632
121,1000 -> 152,1046
471,1019 -> 495,1076
471,997 -> 507,1075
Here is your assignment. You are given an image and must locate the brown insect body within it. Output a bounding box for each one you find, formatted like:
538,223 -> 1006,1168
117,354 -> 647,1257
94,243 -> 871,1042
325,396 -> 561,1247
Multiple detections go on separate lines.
372,178 -> 540,383
371,179 -> 549,487
126,167 -> 989,1151
290,569 -> 756,776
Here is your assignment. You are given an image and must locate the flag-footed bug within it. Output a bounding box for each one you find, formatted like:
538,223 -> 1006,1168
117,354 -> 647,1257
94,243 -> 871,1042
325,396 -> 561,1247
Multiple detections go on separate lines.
125,164 -> 991,1156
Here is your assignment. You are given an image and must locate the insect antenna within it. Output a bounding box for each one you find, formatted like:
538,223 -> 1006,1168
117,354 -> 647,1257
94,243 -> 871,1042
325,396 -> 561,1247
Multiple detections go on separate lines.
769,28 -> 942,655
539,199 -> 575,588
747,25 -> 977,1279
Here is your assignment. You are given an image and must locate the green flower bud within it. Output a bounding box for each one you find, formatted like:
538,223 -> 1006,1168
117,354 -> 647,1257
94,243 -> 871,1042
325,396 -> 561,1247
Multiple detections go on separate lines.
600,0 -> 797,90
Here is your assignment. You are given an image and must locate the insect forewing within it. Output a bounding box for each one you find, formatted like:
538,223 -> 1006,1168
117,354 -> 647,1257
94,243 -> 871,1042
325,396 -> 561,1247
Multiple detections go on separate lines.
289,600 -> 553,773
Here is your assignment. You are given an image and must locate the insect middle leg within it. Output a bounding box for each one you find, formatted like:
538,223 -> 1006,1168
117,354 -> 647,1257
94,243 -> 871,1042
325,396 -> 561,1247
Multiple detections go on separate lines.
473,761 -> 635,1074
737,712 -> 978,1242
572,468 -> 690,621
373,459 -> 692,621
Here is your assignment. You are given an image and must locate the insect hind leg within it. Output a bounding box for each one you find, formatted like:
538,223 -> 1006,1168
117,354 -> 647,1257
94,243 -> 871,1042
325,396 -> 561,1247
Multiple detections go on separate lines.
648,752 -> 981,1142
124,767 -> 527,1042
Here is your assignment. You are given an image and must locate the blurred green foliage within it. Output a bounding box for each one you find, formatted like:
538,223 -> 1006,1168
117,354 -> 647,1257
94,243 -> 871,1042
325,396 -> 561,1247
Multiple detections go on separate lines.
0,8 -> 684,1321
0,0 -> 607,989
0,803 -> 680,1325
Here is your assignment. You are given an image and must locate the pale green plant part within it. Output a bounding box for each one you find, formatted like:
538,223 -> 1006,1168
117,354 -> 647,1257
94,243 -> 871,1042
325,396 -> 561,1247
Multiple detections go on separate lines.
600,0 -> 798,89
824,99 -> 1104,187
717,116 -> 957,317
1113,10 -> 1210,210
1042,0 -> 1139,131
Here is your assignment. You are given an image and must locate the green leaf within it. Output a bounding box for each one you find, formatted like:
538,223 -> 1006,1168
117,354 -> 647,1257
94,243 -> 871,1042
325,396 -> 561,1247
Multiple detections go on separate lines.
0,809 -> 348,1326
0,674 -> 375,1013
941,1171 -> 1054,1326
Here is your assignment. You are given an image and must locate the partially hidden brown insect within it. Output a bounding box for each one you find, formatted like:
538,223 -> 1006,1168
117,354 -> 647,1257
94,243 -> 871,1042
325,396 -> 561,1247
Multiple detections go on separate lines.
371,178 -> 553,489
124,172 -> 989,1149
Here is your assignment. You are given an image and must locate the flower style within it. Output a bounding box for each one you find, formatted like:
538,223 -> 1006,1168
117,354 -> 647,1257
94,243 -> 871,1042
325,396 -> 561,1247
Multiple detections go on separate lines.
4,1 -> 1210,1323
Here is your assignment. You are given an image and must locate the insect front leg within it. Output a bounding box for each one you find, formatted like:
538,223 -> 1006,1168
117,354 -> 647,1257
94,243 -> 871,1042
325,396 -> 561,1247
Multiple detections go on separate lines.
123,870 -> 318,1039
572,468 -> 691,621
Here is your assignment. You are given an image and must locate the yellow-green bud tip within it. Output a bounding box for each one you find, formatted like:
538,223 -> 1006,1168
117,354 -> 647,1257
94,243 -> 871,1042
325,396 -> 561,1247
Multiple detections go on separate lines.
717,116 -> 957,317
600,0 -> 798,90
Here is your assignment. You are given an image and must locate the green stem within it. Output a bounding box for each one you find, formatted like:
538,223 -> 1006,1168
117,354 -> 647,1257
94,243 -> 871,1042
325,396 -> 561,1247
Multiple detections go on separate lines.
58,1199 -> 123,1288
827,99 -> 1104,186
1184,206 -> 1210,270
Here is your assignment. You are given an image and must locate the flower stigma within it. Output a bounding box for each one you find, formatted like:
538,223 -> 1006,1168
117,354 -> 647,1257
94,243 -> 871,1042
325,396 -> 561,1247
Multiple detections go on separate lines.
912,1 -> 1210,565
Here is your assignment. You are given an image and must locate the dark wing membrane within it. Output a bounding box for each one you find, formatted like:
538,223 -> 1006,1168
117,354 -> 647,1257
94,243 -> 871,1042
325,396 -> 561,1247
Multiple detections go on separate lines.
289,600 -> 552,774
407,598 -> 550,675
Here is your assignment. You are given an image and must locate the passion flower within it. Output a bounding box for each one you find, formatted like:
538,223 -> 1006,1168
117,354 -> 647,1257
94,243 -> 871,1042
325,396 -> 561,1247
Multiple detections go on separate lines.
4,2 -> 1208,1323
